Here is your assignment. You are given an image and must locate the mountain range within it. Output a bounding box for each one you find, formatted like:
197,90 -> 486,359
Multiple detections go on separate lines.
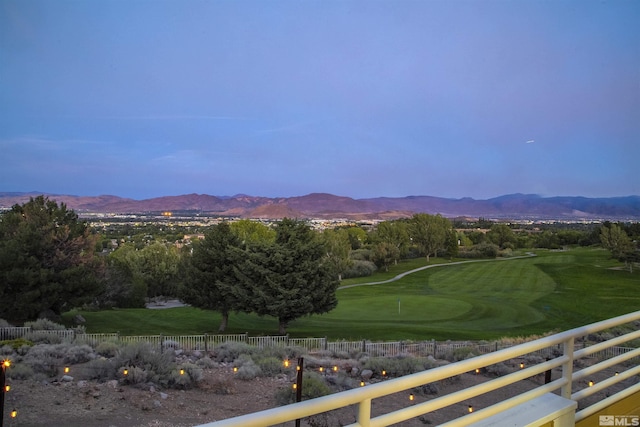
1,192 -> 639,221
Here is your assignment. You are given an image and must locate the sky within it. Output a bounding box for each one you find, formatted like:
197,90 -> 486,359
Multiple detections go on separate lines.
1,0 -> 639,201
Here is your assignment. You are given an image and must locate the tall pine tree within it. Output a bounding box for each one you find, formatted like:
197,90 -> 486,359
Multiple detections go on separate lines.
0,196 -> 104,323
240,219 -> 339,334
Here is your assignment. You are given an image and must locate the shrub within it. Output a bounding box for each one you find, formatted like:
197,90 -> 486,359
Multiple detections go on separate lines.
0,319 -> 13,328
6,363 -> 34,380
120,365 -> 148,385
17,344 -> 31,356
213,342 -> 254,363
64,344 -> 96,364
236,362 -> 262,380
485,363 -> 510,377
414,382 -> 439,395
84,357 -> 115,381
362,356 -> 429,377
275,371 -> 331,405
24,319 -> 66,330
261,345 -> 305,361
350,249 -> 371,261
24,344 -> 65,377
170,362 -> 203,389
96,341 -> 120,358
114,342 -> 175,385
0,345 -> 13,356
196,356 -> 216,369
343,260 -> 377,278
24,331 -> 63,344
255,356 -> 285,376
451,347 -> 476,362
0,338 -> 33,351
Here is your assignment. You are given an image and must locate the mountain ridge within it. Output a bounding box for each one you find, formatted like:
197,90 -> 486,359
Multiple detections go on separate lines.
1,192 -> 639,220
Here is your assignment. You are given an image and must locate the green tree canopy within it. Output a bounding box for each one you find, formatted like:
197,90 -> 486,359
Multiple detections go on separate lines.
600,223 -> 634,261
238,219 -> 339,334
487,224 -> 516,249
181,222 -> 248,332
371,220 -> 410,264
409,213 -> 452,261
230,219 -> 276,248
321,228 -> 353,281
0,196 -> 104,323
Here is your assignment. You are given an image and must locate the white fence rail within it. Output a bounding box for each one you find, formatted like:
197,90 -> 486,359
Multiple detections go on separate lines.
0,327 -> 631,362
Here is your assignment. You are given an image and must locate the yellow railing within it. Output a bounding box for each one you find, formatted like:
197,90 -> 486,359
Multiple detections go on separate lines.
196,310 -> 640,427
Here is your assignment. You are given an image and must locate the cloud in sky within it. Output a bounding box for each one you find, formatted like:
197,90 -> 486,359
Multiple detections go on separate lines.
0,0 -> 638,200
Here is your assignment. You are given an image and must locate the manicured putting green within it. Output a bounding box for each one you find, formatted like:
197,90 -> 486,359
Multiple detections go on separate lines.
330,295 -> 473,322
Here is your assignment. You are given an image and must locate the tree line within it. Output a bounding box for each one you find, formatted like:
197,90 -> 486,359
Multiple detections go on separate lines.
1,196 -> 638,331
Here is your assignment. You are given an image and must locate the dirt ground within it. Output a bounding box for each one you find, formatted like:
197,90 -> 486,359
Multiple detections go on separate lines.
2,361 -> 634,427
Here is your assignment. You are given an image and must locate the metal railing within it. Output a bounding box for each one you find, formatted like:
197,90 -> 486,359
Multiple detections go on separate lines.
194,310 -> 640,427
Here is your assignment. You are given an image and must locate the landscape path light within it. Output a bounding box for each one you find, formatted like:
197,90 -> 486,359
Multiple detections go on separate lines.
1,359 -> 12,427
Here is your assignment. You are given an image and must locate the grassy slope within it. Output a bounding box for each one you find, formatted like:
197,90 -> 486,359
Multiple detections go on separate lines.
63,248 -> 640,340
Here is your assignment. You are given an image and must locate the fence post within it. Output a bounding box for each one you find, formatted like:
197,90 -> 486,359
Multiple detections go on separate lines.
362,339 -> 366,353
204,333 -> 208,352
160,334 -> 164,353
324,337 -> 328,351
545,357 -> 552,384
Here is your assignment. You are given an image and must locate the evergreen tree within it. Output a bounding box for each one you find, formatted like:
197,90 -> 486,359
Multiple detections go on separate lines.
181,222 -> 247,332
240,219 -> 339,334
0,196 -> 104,322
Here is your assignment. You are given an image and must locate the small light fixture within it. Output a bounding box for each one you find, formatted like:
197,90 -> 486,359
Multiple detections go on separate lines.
468,405 -> 473,413
475,368 -> 480,374
520,362 -> 525,369
233,367 -> 238,373
292,383 -> 297,390
284,360 -> 290,368
332,366 -> 338,372
588,380 -> 594,387
615,371 -> 619,376
360,381 -> 365,387
180,369 -> 185,375
381,370 -> 386,377
296,365 -> 301,372
409,393 -> 414,401
64,366 -> 70,373
2,360 -> 10,368
10,408 -> 17,418
123,368 -> 129,376
5,385 -> 10,392
319,367 -> 324,372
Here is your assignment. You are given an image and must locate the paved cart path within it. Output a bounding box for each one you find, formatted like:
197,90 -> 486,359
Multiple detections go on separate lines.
337,252 -> 536,290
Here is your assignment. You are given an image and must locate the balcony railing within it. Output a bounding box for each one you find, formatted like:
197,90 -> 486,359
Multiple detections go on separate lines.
195,310 -> 640,427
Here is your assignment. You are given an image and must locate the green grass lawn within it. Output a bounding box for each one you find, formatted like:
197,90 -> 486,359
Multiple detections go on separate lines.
63,247 -> 640,341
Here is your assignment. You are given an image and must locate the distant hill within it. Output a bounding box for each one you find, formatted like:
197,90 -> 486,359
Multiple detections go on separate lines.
1,191 -> 639,220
